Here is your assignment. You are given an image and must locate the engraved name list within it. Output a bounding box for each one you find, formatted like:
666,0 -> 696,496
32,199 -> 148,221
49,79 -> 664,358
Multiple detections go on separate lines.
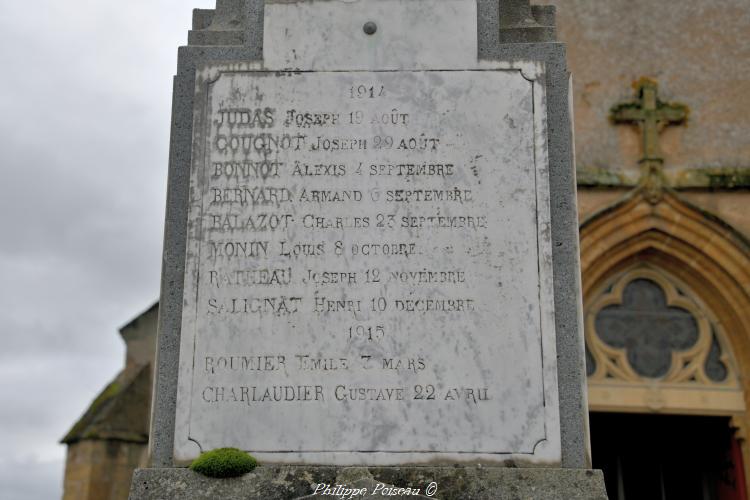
174,68 -> 558,462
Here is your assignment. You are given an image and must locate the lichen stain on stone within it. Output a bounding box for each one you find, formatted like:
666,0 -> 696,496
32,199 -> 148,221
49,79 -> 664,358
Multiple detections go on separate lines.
63,380 -> 121,442
609,77 -> 690,127
672,167 -> 750,189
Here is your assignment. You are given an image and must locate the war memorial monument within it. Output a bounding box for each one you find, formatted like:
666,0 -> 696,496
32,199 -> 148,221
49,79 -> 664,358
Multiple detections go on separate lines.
129,0 -> 607,497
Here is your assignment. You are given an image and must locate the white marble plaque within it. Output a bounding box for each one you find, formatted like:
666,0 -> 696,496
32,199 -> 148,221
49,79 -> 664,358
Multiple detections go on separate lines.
263,0 -> 477,71
175,67 -> 560,465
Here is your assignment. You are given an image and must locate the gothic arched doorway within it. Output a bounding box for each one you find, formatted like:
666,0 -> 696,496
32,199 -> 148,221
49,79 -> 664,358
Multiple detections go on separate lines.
579,191 -> 750,499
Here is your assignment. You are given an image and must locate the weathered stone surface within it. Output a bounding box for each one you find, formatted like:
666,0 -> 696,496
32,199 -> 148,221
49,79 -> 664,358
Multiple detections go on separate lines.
187,0 -> 247,46
548,0 -> 750,174
174,65 -> 560,465
149,0 -> 590,472
498,0 -> 557,43
264,0 -> 476,71
65,440 -> 147,500
129,466 -> 607,500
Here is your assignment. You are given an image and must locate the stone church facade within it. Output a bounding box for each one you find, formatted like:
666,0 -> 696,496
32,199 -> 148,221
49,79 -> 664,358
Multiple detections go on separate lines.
61,1 -> 750,498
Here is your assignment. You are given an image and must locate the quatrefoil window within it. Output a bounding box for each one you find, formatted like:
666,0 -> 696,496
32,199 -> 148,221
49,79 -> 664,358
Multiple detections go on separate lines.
585,267 -> 731,384
595,279 -> 698,378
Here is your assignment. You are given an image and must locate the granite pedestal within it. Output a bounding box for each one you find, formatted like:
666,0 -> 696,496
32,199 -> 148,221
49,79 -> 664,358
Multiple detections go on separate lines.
131,466 -> 607,500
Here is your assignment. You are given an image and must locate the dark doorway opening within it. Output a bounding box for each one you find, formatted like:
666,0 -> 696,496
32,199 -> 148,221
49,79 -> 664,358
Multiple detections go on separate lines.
590,412 -> 746,500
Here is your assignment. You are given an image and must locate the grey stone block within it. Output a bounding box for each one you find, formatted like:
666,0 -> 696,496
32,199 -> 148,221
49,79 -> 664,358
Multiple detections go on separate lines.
187,30 -> 245,46
498,25 -> 557,44
187,0 -> 249,46
129,466 -> 608,500
149,0 -> 590,473
531,5 -> 556,28
192,9 -> 214,31
498,1 -> 557,43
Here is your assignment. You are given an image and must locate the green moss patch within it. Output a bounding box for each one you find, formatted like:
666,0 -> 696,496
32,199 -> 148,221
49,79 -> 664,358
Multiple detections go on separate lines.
190,448 -> 257,478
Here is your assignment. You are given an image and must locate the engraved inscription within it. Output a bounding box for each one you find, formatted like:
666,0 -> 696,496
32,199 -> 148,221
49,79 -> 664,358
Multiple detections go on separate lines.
177,69 -> 557,461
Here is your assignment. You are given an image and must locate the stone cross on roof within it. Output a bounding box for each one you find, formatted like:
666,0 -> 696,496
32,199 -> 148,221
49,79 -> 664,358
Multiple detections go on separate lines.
610,78 -> 689,203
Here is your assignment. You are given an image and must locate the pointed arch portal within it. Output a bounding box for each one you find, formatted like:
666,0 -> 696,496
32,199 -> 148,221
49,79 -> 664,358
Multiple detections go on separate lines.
580,189 -> 750,496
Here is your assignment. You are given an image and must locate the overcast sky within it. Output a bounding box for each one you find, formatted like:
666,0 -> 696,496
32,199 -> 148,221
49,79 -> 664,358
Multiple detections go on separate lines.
0,2 -> 215,498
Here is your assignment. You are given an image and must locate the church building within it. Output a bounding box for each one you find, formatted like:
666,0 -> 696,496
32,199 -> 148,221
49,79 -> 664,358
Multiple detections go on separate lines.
61,1 -> 750,499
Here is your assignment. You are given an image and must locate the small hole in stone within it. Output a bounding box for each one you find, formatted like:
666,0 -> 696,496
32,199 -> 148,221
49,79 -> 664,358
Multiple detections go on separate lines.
363,21 -> 377,35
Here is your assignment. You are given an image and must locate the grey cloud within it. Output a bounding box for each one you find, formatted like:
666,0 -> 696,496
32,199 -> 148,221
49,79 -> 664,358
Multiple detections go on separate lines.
0,1 -> 216,498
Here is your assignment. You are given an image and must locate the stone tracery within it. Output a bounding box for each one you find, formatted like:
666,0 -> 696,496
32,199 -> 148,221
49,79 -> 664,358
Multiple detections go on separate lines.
579,190 -> 750,417
586,266 -> 733,386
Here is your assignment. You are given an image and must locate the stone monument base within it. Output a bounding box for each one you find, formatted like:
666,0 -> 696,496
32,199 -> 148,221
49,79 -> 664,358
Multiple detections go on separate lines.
129,466 -> 608,499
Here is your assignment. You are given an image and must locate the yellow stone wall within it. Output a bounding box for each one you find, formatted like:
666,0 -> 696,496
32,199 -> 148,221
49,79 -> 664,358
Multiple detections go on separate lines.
550,0 -> 750,176
62,440 -> 147,500
579,190 -> 750,242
